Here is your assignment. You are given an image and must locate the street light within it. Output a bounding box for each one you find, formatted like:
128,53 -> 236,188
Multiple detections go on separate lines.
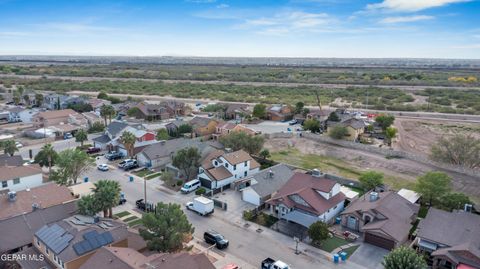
294,236 -> 300,255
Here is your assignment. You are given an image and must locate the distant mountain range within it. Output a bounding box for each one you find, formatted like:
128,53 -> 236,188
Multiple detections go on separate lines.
0,55 -> 479,69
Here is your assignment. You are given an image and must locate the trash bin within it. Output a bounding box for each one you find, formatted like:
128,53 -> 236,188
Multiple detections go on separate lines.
340,252 -> 347,261
335,217 -> 341,224
333,254 -> 339,263
129,176 -> 134,182
83,177 -> 89,183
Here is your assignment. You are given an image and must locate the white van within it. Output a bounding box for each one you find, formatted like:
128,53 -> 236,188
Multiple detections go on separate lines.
181,179 -> 201,194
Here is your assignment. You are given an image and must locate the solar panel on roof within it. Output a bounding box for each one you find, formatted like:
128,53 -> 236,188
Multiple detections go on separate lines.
83,230 -> 98,241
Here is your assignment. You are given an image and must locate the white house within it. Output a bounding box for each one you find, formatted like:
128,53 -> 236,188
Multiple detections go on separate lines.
266,170 -> 346,228
0,164 -> 44,192
197,149 -> 261,190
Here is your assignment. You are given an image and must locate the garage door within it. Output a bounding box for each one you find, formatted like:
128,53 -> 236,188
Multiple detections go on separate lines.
364,232 -> 395,250
198,176 -> 212,189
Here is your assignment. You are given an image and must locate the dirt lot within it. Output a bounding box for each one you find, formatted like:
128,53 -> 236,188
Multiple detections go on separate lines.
395,118 -> 480,157
265,137 -> 480,203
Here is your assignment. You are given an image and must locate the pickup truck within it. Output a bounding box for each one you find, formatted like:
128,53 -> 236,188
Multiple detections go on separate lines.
86,147 -> 101,154
261,258 -> 290,269
105,151 -> 123,161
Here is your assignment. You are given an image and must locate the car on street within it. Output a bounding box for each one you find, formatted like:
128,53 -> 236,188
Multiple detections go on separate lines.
136,199 -> 146,211
122,160 -> 138,171
204,230 -> 229,249
118,159 -> 135,168
288,120 -> 297,125
105,151 -> 123,161
262,258 -> 290,269
180,179 -> 201,193
63,132 -> 73,139
86,147 -> 101,154
119,192 -> 127,205
97,164 -> 109,171
15,141 -> 23,148
186,197 -> 214,216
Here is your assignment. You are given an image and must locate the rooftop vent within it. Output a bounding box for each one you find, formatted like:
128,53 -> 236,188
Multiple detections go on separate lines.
32,203 -> 40,211
7,191 -> 16,202
311,169 -> 323,177
267,169 -> 274,178
464,204 -> 473,213
369,192 -> 379,202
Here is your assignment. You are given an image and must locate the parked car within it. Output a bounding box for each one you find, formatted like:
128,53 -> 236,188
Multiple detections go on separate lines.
288,119 -> 297,125
97,164 -> 109,171
63,132 -> 73,139
86,147 -> 101,154
119,192 -> 126,205
261,258 -> 290,269
15,142 -> 23,148
105,151 -> 123,161
123,160 -> 138,171
204,230 -> 229,249
118,159 -> 135,168
186,197 -> 214,216
180,179 -> 201,194
136,199 -> 146,211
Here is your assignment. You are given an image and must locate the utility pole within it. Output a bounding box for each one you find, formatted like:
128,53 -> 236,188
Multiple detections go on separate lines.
294,237 -> 300,255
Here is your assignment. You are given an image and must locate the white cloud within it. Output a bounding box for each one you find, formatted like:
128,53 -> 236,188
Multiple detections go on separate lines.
186,0 -> 216,3
380,15 -> 434,23
367,0 -> 470,12
39,22 -> 116,34
216,3 -> 229,8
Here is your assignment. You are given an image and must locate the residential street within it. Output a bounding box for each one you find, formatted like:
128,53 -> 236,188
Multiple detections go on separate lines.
18,134 -> 99,160
82,156 -> 367,269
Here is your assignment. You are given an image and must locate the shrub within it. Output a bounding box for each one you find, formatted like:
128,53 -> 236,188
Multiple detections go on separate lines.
195,188 -> 206,195
176,180 -> 183,186
243,210 -> 255,221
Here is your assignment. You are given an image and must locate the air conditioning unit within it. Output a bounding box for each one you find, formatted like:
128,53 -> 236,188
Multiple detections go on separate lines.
7,191 -> 16,202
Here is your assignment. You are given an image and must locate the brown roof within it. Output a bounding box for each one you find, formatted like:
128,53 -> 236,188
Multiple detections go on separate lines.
217,121 -> 236,130
341,191 -> 419,243
0,183 -> 75,220
201,150 -> 225,169
222,149 -> 253,165
51,123 -> 80,132
37,109 -> 77,120
79,247 -> 215,269
0,154 -> 24,166
267,172 -> 345,216
0,163 -> 42,181
206,166 -> 233,181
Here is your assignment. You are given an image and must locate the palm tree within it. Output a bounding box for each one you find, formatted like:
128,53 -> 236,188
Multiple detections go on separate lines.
75,129 -> 88,147
100,105 -> 116,126
93,180 -> 121,218
2,140 -> 18,156
120,131 -> 136,158
78,195 -> 100,216
23,94 -> 30,105
34,143 -> 58,174
385,127 -> 398,147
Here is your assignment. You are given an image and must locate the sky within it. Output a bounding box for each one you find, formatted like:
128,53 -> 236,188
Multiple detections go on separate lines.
0,0 -> 479,59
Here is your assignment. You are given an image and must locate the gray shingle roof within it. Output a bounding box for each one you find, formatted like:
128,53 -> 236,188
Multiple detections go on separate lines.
92,134 -> 111,144
250,164 -> 294,198
140,138 -> 211,160
106,122 -> 129,137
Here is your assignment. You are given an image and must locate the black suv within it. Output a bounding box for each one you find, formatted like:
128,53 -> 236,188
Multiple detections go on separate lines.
204,230 -> 229,249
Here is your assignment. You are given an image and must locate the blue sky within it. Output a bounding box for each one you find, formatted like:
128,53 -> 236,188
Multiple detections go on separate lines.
0,0 -> 479,58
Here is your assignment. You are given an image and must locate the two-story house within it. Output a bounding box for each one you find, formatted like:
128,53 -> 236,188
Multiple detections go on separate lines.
267,104 -> 293,121
0,163 -> 43,192
340,190 -> 419,250
266,170 -> 345,228
33,109 -> 80,128
197,149 -> 260,190
415,208 -> 480,269
189,116 -> 219,138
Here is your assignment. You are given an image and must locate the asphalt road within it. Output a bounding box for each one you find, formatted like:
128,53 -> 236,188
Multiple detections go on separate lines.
82,156 -> 367,269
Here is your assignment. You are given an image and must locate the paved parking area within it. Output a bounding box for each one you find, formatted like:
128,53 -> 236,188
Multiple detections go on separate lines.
244,121 -> 301,134
349,243 -> 389,269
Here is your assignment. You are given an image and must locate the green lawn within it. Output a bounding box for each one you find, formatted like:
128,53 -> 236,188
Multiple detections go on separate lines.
145,172 -> 162,180
319,236 -> 350,253
341,245 -> 360,258
418,206 -> 429,218
128,219 -> 143,227
123,216 -> 139,222
134,169 -> 156,177
114,211 -> 131,218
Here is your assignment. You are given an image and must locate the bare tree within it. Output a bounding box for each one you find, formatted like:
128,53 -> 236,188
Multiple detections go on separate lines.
430,134 -> 480,169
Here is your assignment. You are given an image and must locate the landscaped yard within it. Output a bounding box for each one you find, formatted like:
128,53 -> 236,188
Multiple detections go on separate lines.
128,219 -> 143,227
145,172 -> 162,180
134,169 -> 156,178
114,211 -> 131,218
318,236 -> 350,253
123,216 -> 139,223
341,245 -> 360,258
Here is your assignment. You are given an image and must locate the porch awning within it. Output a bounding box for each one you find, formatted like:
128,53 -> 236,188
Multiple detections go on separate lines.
418,239 -> 438,251
283,210 -> 319,228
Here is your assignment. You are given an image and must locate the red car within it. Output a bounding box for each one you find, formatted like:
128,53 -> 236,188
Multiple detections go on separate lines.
86,147 -> 101,154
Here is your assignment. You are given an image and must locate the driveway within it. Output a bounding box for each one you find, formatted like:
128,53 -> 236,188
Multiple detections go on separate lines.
245,121 -> 301,134
349,243 -> 388,269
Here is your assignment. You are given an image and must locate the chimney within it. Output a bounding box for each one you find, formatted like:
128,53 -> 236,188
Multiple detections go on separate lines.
32,203 -> 39,211
369,192 -> 379,202
311,169 -> 323,177
7,191 -> 16,202
268,169 -> 274,178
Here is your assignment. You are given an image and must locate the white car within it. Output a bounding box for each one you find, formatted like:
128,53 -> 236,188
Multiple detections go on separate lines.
97,164 -> 109,171
15,142 -> 23,148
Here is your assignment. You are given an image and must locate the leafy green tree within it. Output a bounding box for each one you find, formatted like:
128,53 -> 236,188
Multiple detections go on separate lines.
2,140 -> 18,156
431,134 -> 480,169
295,102 -> 304,114
52,149 -> 93,186
415,171 -> 452,206
120,131 -> 136,157
359,171 -> 384,191
88,122 -> 105,133
327,111 -> 340,122
259,148 -> 270,160
156,128 -> 169,141
34,143 -> 58,174
302,107 -> 310,117
97,91 -> 108,100
23,94 -> 30,105
13,95 -> 20,105
219,131 -> 265,154
75,129 -> 88,147
78,195 -> 100,216
172,147 -> 201,180
439,192 -> 471,211
140,202 -> 194,252
329,125 -> 348,139
35,93 -> 43,107
177,124 -> 193,136
385,127 -> 397,146
308,221 -> 329,246
93,180 -> 121,218
252,104 -> 267,119
375,114 -> 395,131
127,107 -> 141,117
304,119 -> 321,133
382,246 -> 427,269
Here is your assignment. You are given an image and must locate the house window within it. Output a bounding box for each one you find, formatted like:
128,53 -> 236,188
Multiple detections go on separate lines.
233,165 -> 237,171
1,181 -> 7,188
36,239 -> 40,247
13,178 -> 20,185
225,163 -> 229,168
214,161 -> 218,166
244,161 -> 247,167
244,171 -> 247,177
